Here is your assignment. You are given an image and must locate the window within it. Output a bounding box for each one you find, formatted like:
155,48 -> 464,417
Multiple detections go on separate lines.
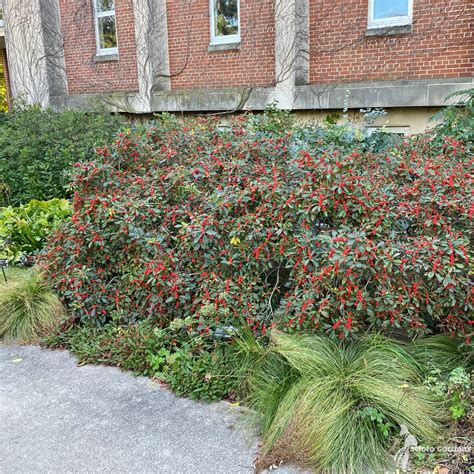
368,0 -> 412,29
0,6 -> 4,28
93,0 -> 118,56
210,0 -> 240,45
366,126 -> 410,137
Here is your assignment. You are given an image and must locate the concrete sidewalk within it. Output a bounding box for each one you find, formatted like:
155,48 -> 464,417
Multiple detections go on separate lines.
0,344 -> 303,473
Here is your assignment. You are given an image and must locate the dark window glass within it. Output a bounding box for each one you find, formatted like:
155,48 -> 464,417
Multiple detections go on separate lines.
96,0 -> 115,13
214,0 -> 239,37
98,15 -> 117,50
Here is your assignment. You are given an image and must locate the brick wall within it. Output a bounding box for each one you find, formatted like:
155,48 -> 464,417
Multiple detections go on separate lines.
309,0 -> 473,84
1,48 -> 12,109
167,0 -> 275,90
55,0 -> 472,96
59,0 -> 139,94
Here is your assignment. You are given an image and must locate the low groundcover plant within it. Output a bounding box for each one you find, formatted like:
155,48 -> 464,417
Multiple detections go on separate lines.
45,317 -> 243,402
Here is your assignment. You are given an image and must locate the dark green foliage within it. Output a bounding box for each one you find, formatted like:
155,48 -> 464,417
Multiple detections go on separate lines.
0,106 -> 127,205
431,88 -> 474,149
45,321 -> 165,375
156,339 -> 238,401
249,101 -> 295,136
364,128 -> 403,152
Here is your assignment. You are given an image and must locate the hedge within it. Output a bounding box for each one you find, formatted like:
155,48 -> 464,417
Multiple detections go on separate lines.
42,114 -> 472,340
0,106 -> 127,205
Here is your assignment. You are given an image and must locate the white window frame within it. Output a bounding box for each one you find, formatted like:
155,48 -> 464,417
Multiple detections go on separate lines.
367,0 -> 413,29
366,126 -> 410,137
209,0 -> 241,45
93,0 -> 118,56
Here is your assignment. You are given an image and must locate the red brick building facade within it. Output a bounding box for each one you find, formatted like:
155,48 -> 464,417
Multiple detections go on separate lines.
58,0 -> 139,94
310,0 -> 472,83
1,0 -> 473,129
168,0 -> 275,90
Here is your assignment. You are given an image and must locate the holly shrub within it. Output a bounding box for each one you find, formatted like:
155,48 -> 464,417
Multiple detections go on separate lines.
41,114 -> 472,341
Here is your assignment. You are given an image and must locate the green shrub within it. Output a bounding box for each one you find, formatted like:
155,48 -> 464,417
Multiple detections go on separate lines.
42,114 -> 472,339
248,101 -> 295,136
247,332 -> 447,472
149,317 -> 240,401
0,106 -> 127,205
431,88 -> 474,149
0,199 -> 71,263
0,269 -> 65,342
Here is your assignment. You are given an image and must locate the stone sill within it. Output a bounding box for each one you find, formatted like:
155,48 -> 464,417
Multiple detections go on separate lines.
208,42 -> 240,52
366,24 -> 412,37
294,77 -> 474,110
95,53 -> 119,63
62,78 -> 473,113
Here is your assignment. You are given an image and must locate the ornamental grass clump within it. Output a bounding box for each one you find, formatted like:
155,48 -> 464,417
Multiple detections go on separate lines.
0,269 -> 65,342
249,333 -> 447,473
409,334 -> 473,374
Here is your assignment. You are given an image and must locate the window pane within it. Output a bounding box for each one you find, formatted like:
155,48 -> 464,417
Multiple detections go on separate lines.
374,0 -> 409,19
96,0 -> 115,13
98,15 -> 117,50
214,0 -> 239,37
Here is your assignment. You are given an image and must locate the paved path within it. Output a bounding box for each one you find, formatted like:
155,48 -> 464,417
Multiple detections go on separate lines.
0,344 -> 304,473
